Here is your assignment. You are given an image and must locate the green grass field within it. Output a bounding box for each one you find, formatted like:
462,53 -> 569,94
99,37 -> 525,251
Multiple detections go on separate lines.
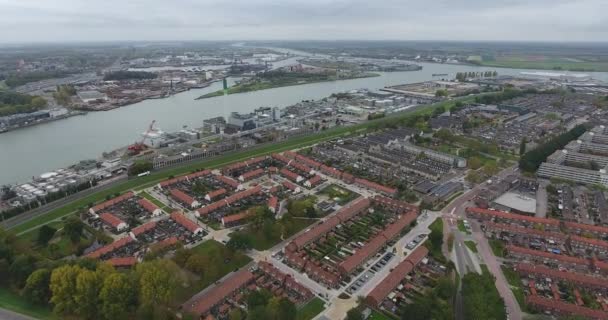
489,239 -> 506,257
457,220 -> 471,235
295,298 -> 325,320
139,191 -> 170,211
0,287 -> 57,319
464,240 -> 478,253
500,265 -> 528,312
231,217 -> 315,251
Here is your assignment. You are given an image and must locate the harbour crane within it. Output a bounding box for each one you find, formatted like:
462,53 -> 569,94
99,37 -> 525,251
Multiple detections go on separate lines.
127,120 -> 156,155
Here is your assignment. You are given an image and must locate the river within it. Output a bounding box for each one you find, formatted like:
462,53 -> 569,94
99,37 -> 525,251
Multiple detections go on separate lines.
2,57 -> 608,185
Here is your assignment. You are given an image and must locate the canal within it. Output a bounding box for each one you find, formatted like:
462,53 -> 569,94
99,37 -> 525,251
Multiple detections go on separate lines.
1,60 -> 607,185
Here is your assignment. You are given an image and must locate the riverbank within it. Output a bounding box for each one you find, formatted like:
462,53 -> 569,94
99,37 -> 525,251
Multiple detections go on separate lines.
0,110 -> 86,134
196,72 -> 379,99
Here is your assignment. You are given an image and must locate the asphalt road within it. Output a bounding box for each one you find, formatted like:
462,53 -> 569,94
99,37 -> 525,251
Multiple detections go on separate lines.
0,308 -> 36,320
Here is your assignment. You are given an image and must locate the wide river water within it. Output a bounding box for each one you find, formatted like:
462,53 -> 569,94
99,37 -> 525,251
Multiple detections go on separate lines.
2,57 -> 608,185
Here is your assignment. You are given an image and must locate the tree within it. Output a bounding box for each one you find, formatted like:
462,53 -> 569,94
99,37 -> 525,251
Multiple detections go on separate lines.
37,225 -> 57,245
346,308 -> 364,320
50,265 -> 82,315
227,233 -> 253,251
74,268 -> 103,319
434,128 -> 454,142
482,162 -> 499,177
99,273 -> 137,320
435,89 -> 448,97
63,216 -> 84,243
276,298 -> 296,320
0,259 -> 9,286
401,296 -> 433,320
9,254 -> 37,287
128,161 -> 153,176
185,253 -> 208,275
23,268 -> 51,305
229,308 -> 245,320
519,137 -> 527,155
247,289 -> 272,309
135,259 -> 183,307
467,157 -> 482,170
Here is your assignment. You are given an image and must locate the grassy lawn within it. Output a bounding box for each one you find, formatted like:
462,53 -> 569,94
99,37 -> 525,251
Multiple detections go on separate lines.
488,239 -> 506,257
319,184 -> 358,205
0,287 -> 57,320
139,191 -> 170,211
176,240 -> 252,303
464,240 -> 478,253
231,217 -> 315,250
457,220 -> 471,235
295,298 -> 325,320
8,93 -> 485,236
501,265 -> 528,312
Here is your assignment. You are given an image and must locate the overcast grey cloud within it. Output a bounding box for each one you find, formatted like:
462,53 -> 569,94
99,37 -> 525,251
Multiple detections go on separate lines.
0,0 -> 606,43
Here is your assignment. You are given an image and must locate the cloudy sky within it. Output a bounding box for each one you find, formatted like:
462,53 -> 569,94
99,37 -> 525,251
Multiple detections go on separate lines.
0,0 -> 606,43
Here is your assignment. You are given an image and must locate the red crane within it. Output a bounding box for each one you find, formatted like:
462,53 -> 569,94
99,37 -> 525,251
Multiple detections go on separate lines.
127,120 -> 156,155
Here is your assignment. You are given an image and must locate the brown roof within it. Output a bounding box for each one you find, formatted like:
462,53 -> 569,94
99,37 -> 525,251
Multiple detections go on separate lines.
516,263 -> 608,289
106,256 -> 137,267
290,197 -> 371,250
100,212 -> 126,228
280,168 -> 301,182
339,212 -> 416,274
197,186 -> 263,216
187,269 -> 254,316
526,295 -> 608,319
241,168 -> 265,181
354,178 -> 397,195
169,188 -> 195,206
206,188 -> 227,200
221,210 -> 253,224
570,235 -> 608,248
170,211 -> 201,233
565,221 -> 608,235
366,246 -> 429,307
138,198 -> 160,214
215,175 -> 239,189
92,191 -> 135,212
85,236 -> 134,259
507,245 -> 588,266
484,222 -> 567,240
131,221 -> 157,237
467,207 -> 560,226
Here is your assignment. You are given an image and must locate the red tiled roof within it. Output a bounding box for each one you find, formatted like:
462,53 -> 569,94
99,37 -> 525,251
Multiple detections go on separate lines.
197,186 -> 263,216
151,237 -> 180,251
569,235 -> 608,248
366,246 -> 429,307
306,175 -> 323,186
169,188 -> 195,206
484,222 -> 567,240
100,212 -> 126,228
466,207 -> 560,226
107,256 -> 137,267
516,263 -> 608,289
91,191 -> 135,212
240,168 -> 265,181
85,236 -> 134,259
215,175 -> 240,189
221,210 -> 253,225
565,221 -> 608,236
507,245 -> 588,266
289,161 -> 312,175
159,170 -> 211,188
223,156 -> 267,173
339,212 -> 416,274
268,196 -> 278,210
282,181 -> 299,191
526,295 -> 608,319
131,221 -> 157,237
319,165 -> 343,178
187,269 -> 254,316
354,178 -> 397,195
373,196 -> 419,214
280,168 -> 301,182
206,188 -> 227,200
170,211 -> 201,233
290,197 -> 371,250
272,153 -> 290,164
138,198 -> 160,214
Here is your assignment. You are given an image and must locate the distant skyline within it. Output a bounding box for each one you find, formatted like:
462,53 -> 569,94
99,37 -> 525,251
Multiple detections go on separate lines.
0,0 -> 606,43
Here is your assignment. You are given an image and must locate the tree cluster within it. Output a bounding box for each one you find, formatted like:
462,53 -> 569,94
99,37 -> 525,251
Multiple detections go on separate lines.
0,90 -> 47,117
128,161 -> 153,176
462,271 -> 507,320
519,124 -> 587,172
5,71 -> 70,88
235,288 -> 296,320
